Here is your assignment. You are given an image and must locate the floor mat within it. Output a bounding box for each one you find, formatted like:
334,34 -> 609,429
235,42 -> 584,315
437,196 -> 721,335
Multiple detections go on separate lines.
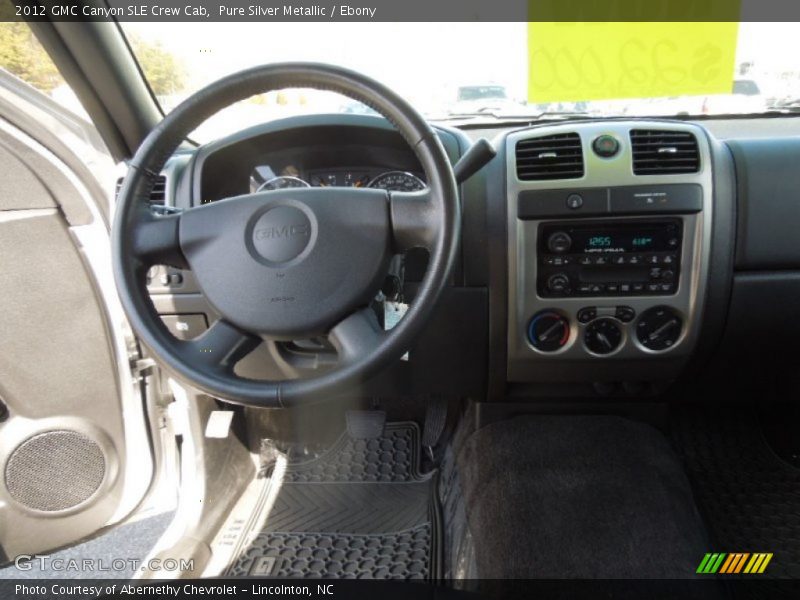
672,408 -> 800,579
457,415 -> 711,579
227,422 -> 440,579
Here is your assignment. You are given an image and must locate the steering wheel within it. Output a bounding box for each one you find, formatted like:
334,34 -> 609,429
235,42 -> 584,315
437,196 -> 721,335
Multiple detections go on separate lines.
112,63 -> 460,407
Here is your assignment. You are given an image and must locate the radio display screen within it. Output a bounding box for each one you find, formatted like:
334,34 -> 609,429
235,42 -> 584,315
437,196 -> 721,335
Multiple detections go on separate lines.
579,231 -> 659,253
540,220 -> 681,255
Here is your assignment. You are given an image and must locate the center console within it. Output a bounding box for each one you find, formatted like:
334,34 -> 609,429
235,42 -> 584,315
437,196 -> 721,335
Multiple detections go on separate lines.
506,121 -> 712,382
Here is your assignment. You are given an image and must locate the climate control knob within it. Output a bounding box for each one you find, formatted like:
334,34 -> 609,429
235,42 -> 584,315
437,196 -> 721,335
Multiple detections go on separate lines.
636,306 -> 683,350
584,318 -> 623,355
547,231 -> 572,254
528,311 -> 570,352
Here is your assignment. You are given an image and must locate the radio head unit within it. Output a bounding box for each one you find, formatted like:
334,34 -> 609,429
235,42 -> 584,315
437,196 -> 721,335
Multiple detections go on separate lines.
537,219 -> 682,297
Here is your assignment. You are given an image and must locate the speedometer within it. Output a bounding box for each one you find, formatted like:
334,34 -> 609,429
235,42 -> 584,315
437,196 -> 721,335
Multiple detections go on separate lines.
257,176 -> 310,191
367,171 -> 426,192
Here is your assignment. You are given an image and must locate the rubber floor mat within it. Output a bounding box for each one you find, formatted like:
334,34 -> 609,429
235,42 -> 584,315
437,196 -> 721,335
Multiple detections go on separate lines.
672,408 -> 800,579
227,422 -> 440,579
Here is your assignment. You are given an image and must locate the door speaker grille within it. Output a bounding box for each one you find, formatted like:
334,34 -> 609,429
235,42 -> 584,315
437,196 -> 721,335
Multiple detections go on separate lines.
4,430 -> 106,512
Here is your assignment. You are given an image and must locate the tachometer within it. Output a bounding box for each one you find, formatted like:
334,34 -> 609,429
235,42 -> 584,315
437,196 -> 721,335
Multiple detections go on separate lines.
257,176 -> 310,191
368,171 -> 426,192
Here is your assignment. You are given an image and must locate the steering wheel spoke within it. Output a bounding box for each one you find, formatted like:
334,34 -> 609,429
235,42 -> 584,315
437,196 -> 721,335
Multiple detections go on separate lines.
184,319 -> 261,372
132,213 -> 187,268
389,188 -> 437,252
329,308 -> 386,365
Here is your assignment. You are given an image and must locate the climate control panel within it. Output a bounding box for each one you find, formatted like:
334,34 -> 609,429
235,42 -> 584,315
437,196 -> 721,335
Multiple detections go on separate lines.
526,305 -> 684,356
506,121 -> 712,382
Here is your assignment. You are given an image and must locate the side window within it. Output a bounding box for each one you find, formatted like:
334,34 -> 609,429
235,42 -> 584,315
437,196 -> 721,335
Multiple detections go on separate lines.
0,21 -> 114,188
0,21 -> 87,118
0,22 -> 61,87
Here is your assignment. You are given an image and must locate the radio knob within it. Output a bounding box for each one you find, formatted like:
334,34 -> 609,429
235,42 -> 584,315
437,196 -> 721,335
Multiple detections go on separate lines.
546,273 -> 571,295
547,231 -> 572,254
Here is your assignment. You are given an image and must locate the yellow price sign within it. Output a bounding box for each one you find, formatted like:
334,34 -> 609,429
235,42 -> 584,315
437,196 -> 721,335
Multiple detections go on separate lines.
527,22 -> 740,102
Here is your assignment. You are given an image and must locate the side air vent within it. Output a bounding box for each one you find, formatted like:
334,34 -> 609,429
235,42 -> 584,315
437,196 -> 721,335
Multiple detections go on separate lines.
516,133 -> 584,180
115,175 -> 167,205
630,129 -> 700,175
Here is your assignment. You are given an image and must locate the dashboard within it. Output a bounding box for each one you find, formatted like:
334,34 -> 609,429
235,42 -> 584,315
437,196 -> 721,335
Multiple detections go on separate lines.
148,111 -> 800,402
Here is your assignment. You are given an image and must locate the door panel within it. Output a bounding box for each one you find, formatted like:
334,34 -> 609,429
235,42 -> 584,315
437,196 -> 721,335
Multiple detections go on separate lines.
0,117 -> 151,558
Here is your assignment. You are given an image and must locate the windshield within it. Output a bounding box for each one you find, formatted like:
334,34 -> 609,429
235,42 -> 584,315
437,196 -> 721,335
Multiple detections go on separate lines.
121,22 -> 800,142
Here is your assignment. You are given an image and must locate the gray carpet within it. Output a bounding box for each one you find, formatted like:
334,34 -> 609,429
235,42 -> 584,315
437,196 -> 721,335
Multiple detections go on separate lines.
457,415 -> 710,579
0,511 -> 173,579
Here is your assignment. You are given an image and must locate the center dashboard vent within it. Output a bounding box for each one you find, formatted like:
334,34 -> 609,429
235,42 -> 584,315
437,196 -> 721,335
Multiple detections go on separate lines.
630,129 -> 700,175
115,175 -> 167,205
516,133 -> 584,180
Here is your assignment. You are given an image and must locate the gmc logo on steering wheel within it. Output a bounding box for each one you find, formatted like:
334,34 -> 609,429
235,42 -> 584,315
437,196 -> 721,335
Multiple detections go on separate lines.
254,224 -> 310,240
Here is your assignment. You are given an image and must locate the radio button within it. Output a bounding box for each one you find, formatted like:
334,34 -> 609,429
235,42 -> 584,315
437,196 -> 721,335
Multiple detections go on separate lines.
646,254 -> 660,264
594,256 -> 608,265
647,283 -> 661,293
628,255 -> 642,265
632,283 -> 644,292
589,284 -> 605,294
606,283 -> 619,293
662,254 -> 677,265
661,269 -> 675,281
612,256 -> 626,265
660,283 -> 674,293
579,256 -> 592,265
577,284 -> 592,294
615,306 -> 636,322
566,194 -> 584,210
577,307 -> 597,323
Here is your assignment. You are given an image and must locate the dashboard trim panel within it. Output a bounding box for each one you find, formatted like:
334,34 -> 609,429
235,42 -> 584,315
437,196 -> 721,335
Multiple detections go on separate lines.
505,120 -> 714,382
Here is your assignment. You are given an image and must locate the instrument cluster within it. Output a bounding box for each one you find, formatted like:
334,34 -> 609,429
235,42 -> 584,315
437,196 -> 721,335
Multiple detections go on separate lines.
251,167 -> 426,193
